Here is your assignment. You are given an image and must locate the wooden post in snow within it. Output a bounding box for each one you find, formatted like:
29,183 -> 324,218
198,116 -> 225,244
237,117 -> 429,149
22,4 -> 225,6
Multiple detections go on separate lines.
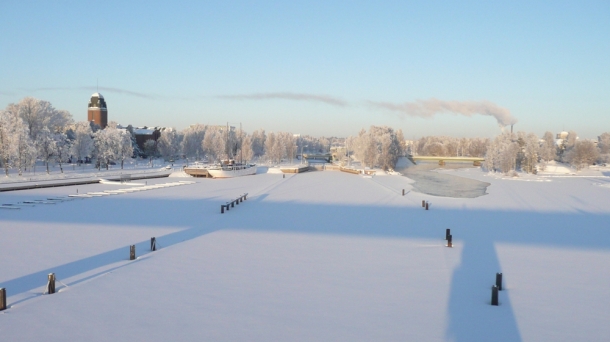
0,288 -> 6,310
130,245 -> 136,260
151,237 -> 156,251
496,273 -> 503,291
447,235 -> 452,248
47,273 -> 56,294
491,285 -> 499,306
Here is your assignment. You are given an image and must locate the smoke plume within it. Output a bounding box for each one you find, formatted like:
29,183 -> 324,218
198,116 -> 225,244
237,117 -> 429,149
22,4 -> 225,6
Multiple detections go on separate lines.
217,92 -> 348,107
369,98 -> 517,126
24,86 -> 158,99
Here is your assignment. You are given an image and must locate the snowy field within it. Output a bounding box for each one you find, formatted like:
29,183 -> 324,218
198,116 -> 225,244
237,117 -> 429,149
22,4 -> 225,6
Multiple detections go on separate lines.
1,167 -> 610,341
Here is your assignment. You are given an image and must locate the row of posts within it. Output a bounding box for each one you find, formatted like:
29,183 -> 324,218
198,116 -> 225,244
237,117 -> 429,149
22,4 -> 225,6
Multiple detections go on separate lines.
422,200 -> 430,210
444,229 -> 503,306
492,273 -> 503,306
0,237 -> 159,311
0,234 -> 504,310
220,193 -> 248,214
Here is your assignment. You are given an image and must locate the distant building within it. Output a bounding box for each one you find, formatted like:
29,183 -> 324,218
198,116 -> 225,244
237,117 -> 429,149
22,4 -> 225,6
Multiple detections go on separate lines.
133,126 -> 163,150
87,93 -> 108,129
556,131 -> 569,140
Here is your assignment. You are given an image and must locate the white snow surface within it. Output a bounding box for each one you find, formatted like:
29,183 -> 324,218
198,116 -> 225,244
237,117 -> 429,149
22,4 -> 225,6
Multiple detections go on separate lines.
1,169 -> 610,341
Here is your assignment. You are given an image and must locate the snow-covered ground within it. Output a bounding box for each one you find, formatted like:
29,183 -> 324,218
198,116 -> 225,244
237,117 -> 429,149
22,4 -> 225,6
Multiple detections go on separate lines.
1,167 -> 609,341
0,159 -> 176,185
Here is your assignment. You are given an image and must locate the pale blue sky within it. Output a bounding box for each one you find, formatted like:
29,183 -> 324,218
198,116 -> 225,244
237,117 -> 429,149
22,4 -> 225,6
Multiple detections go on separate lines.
1,1 -> 608,138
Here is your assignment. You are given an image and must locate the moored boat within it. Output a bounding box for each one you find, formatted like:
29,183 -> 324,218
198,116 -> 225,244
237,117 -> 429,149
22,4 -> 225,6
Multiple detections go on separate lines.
206,160 -> 257,178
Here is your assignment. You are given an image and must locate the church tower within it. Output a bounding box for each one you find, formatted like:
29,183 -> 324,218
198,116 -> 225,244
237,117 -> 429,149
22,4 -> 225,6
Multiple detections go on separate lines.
87,93 -> 108,129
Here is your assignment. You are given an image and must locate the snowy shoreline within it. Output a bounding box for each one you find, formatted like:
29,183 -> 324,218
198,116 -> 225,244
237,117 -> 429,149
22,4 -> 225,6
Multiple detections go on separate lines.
1,168 -> 609,341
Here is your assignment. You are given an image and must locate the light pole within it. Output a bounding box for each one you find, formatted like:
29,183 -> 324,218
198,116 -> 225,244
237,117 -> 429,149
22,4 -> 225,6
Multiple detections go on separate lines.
300,144 -> 308,165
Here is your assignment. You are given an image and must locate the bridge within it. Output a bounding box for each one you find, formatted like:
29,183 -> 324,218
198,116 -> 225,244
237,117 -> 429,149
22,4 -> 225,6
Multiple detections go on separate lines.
303,153 -> 332,163
409,155 -> 485,166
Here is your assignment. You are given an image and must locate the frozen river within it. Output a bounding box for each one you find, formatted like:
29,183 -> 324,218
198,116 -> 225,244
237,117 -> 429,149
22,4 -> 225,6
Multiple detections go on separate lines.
395,159 -> 490,198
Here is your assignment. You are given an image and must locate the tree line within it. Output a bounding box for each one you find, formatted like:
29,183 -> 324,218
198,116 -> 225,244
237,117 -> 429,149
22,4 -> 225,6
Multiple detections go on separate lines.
485,130 -> 609,173
0,97 -> 340,175
2,96 -> 608,176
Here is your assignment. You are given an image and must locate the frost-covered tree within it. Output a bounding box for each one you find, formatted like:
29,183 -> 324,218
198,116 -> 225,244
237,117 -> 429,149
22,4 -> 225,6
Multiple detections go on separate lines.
522,133 -> 540,174
53,132 -> 71,173
499,141 -> 520,173
251,129 -> 266,157
559,130 -> 578,160
240,135 -> 254,162
94,123 -> 121,170
157,128 -> 180,161
468,138 -> 488,157
539,131 -> 557,163
363,134 -> 378,168
14,120 -> 36,175
597,132 -> 610,163
565,140 -> 599,170
36,127 -> 56,174
125,125 -> 142,158
598,133 -> 610,154
5,97 -> 72,140
0,111 -> 19,176
143,139 -> 157,166
349,126 -> 403,170
181,124 -> 206,159
71,121 -> 94,164
202,127 -> 227,162
117,130 -> 134,169
283,133 -> 297,164
484,138 -> 498,171
264,132 -> 276,163
485,132 -> 519,173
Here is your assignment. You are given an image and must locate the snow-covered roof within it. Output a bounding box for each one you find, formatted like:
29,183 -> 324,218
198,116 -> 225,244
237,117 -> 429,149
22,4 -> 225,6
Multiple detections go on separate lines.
134,128 -> 155,135
91,92 -> 104,98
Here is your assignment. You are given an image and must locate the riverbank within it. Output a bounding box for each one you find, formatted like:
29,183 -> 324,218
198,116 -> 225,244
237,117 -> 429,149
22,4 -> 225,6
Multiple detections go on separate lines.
395,157 -> 490,198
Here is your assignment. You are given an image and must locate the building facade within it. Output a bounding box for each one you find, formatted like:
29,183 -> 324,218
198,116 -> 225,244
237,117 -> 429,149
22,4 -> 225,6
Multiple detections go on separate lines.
87,93 -> 108,129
